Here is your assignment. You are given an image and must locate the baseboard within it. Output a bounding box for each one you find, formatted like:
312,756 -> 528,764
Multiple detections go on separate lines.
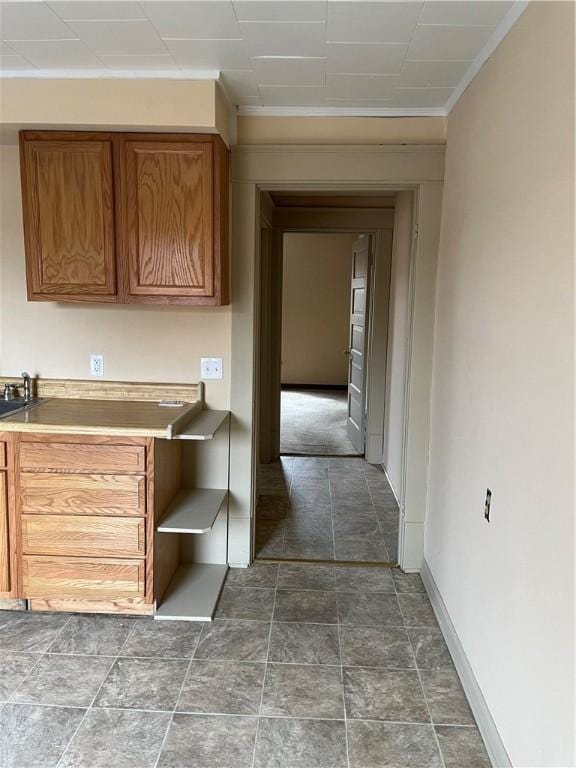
281,383 -> 347,391
421,560 -> 512,768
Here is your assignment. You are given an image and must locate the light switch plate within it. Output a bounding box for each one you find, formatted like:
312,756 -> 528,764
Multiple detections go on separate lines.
200,357 -> 223,380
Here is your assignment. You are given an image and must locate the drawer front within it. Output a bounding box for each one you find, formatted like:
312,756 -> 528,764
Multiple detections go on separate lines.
22,556 -> 145,599
22,514 -> 145,558
20,442 -> 145,473
20,473 -> 146,516
0,442 -> 6,469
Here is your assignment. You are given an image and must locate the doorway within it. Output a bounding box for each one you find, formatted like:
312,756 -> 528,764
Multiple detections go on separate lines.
255,191 -> 401,564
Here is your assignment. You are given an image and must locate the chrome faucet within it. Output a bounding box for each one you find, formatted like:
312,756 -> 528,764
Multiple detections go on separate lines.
3,372 -> 32,402
22,372 -> 31,403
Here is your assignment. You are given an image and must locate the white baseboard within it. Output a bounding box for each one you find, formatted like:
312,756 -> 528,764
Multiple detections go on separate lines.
421,560 -> 512,768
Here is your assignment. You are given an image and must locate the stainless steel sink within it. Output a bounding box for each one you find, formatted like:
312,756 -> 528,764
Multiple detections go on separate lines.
0,399 -> 45,419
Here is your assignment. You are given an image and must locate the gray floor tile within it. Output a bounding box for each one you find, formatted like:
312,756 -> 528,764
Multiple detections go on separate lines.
391,569 -> 426,593
225,564 -> 278,588
420,669 -> 475,725
289,484 -> 331,508
274,590 -> 338,624
347,721 -> 442,768
277,564 -> 335,591
262,663 -> 344,718
120,619 -> 202,659
337,592 -> 403,626
329,457 -> 365,471
12,653 -> 112,707
194,620 -> 270,662
59,708 -> 170,768
47,615 -> 134,655
334,538 -> 390,562
282,538 -> 335,560
215,587 -> 275,621
158,713 -> 258,768
0,612 -> 69,652
255,717 -> 348,768
332,512 -> 381,539
408,628 -> 453,670
0,652 -> 40,700
269,622 -> 340,665
376,509 -> 400,533
257,495 -> 289,520
284,515 -> 333,540
177,660 -> 265,715
435,725 -> 492,768
94,657 -> 188,711
0,702 -> 86,768
255,532 -> 284,558
339,626 -> 415,668
343,667 -> 429,722
334,566 -> 395,593
398,593 -> 438,627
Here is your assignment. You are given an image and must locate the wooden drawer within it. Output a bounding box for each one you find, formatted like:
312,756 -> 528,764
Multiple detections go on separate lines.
22,556 -> 145,598
0,442 -> 6,469
0,473 -> 9,593
20,442 -> 145,473
22,514 -> 145,558
20,472 -> 146,516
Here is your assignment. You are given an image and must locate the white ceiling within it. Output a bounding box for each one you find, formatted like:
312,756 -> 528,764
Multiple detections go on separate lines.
0,0 -> 526,115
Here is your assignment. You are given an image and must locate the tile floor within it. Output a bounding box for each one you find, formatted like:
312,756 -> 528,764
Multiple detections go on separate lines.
0,564 -> 491,768
257,456 -> 400,563
280,388 -> 359,455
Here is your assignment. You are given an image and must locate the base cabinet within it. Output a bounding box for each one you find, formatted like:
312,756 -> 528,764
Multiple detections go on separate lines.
0,471 -> 10,594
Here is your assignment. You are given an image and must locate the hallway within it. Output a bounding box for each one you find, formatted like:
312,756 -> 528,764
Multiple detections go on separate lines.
256,457 -> 399,563
280,388 -> 359,456
0,563 -> 490,768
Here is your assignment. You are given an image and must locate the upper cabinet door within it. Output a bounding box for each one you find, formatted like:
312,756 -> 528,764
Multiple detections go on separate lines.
122,139 -> 225,304
20,135 -> 117,301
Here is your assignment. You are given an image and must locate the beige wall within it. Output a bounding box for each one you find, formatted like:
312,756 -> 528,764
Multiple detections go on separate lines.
281,233 -> 355,386
0,145 -> 230,410
237,115 -> 446,145
382,192 -> 413,500
426,3 -> 575,766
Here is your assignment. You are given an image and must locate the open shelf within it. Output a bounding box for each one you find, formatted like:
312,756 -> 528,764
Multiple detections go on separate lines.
157,488 -> 228,534
174,410 -> 229,440
155,563 -> 228,622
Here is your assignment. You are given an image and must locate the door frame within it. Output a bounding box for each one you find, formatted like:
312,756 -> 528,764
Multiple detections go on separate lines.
229,144 -> 444,571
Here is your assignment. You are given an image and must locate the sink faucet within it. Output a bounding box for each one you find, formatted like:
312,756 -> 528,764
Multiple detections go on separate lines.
21,372 -> 31,403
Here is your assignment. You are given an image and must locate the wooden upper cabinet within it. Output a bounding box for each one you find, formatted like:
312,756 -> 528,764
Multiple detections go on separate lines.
19,131 -> 229,306
20,134 -> 117,302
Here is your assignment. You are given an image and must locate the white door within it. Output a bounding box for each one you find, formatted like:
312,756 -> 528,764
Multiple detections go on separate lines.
346,235 -> 371,453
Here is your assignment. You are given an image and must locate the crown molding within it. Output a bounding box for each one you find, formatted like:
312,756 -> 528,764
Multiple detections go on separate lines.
237,105 -> 447,118
0,69 -> 219,80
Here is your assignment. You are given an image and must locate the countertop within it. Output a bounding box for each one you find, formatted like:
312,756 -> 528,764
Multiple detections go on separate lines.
0,397 -> 202,438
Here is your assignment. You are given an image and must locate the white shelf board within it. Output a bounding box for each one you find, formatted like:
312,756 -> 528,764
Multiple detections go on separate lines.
155,563 -> 228,622
174,410 -> 229,440
157,488 -> 227,534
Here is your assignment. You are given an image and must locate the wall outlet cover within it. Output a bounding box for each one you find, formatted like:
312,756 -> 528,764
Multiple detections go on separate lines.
90,354 -> 104,377
200,357 -> 223,380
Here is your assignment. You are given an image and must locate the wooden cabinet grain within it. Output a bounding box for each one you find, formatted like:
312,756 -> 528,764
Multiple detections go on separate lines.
0,472 -> 10,594
19,131 -> 229,306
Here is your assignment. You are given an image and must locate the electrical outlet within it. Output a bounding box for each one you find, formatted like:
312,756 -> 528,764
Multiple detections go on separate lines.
200,357 -> 223,380
90,354 -> 104,377
484,489 -> 492,522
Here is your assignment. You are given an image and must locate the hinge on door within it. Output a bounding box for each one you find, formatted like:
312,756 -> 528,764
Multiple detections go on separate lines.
413,225 -> 419,241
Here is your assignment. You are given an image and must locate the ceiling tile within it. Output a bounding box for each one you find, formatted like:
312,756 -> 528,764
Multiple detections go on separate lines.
252,56 -> 325,86
419,1 -> 513,27
235,94 -> 262,106
239,21 -> 326,57
8,39 -> 102,68
49,2 -> 146,21
258,84 -> 327,106
0,53 -> 34,70
233,1 -> 326,22
390,87 -> 454,108
99,54 -> 179,70
326,42 -> 406,75
0,42 -> 15,54
399,59 -> 470,87
220,69 -> 260,97
325,97 -> 392,108
327,72 -> 399,99
164,39 -> 250,70
407,24 -> 495,60
141,1 -> 241,39
68,20 -> 167,55
327,2 -> 422,43
0,2 -> 76,40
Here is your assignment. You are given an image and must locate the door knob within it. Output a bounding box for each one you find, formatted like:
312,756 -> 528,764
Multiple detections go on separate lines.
343,349 -> 351,355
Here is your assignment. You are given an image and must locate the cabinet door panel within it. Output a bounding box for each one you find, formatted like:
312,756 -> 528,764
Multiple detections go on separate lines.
22,514 -> 145,558
22,556 -> 145,599
0,473 -> 9,593
124,141 -> 214,299
20,137 -> 117,301
20,442 -> 145,474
